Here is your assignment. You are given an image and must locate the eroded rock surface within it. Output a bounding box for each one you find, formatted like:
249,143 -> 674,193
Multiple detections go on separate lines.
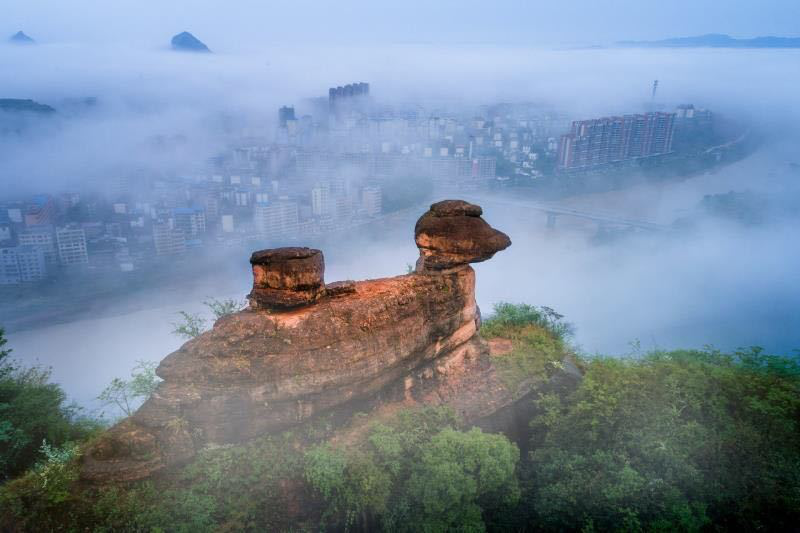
249,247 -> 325,309
82,200 -> 524,483
414,200 -> 511,271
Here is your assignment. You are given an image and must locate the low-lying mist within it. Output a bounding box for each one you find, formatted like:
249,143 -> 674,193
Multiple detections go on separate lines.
2,40 -> 799,408
2,42 -> 799,192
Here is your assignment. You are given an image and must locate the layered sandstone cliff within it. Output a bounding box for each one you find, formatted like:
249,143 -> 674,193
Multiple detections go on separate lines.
82,200 -> 576,483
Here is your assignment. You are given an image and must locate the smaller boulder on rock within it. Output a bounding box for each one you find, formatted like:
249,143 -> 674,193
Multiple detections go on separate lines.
325,280 -> 357,297
248,247 -> 325,309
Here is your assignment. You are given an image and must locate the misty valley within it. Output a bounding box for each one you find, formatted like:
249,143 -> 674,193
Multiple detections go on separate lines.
1,9 -> 800,532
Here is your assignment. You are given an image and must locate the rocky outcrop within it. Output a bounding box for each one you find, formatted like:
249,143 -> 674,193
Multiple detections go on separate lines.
81,200 -> 533,483
415,200 -> 511,271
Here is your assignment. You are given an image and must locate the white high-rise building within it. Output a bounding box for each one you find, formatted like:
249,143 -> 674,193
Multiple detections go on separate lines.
311,183 -> 331,217
221,214 -> 235,233
18,226 -> 57,265
56,225 -> 89,266
333,195 -> 350,221
0,246 -> 47,285
361,186 -> 382,217
172,207 -> 206,238
0,225 -> 12,244
153,222 -> 186,256
0,247 -> 19,284
254,201 -> 299,237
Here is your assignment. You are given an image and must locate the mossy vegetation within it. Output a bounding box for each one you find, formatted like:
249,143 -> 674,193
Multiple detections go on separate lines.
480,302 -> 574,392
0,328 -> 102,481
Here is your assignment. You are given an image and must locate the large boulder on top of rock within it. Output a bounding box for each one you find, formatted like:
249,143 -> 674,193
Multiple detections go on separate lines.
248,247 -> 325,309
415,200 -> 511,271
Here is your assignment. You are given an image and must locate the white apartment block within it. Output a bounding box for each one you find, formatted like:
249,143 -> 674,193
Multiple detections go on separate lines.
56,226 -> 89,266
172,208 -> 206,238
254,201 -> 299,237
153,223 -> 187,256
18,226 -> 57,264
0,246 -> 47,285
361,186 -> 382,217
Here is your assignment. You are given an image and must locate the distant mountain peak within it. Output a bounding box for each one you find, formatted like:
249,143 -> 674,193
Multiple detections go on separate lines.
617,33 -> 800,49
9,31 -> 35,44
170,31 -> 211,53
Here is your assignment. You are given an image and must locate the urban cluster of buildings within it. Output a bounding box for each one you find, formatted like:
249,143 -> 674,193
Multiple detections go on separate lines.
0,171 -> 386,285
0,79 -> 714,286
1,195 -> 98,284
272,97 -> 572,186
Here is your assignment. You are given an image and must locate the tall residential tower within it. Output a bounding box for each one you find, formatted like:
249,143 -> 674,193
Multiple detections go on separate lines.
557,112 -> 675,170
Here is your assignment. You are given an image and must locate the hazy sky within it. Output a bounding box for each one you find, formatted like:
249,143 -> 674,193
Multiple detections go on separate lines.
3,0 -> 800,48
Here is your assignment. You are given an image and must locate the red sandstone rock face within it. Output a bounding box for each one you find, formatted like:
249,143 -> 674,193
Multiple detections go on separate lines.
81,200 -> 522,483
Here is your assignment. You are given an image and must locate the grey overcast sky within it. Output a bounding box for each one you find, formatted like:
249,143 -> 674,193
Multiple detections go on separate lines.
3,0 -> 799,48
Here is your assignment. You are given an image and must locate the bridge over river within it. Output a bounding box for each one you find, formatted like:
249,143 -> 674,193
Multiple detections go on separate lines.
463,196 -> 673,232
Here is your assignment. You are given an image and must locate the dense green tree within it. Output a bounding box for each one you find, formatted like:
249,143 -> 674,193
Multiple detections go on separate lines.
524,347 -> 800,532
405,428 -> 520,532
0,328 -> 101,480
305,408 -> 520,532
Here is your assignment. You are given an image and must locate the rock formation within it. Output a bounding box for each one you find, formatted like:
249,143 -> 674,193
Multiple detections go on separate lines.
415,199 -> 511,271
170,31 -> 211,52
80,200 -> 538,483
248,247 -> 326,309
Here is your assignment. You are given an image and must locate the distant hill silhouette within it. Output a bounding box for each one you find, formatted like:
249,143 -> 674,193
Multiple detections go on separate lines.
0,99 -> 56,136
170,31 -> 211,52
0,99 -> 55,113
617,33 -> 800,48
9,31 -> 35,44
